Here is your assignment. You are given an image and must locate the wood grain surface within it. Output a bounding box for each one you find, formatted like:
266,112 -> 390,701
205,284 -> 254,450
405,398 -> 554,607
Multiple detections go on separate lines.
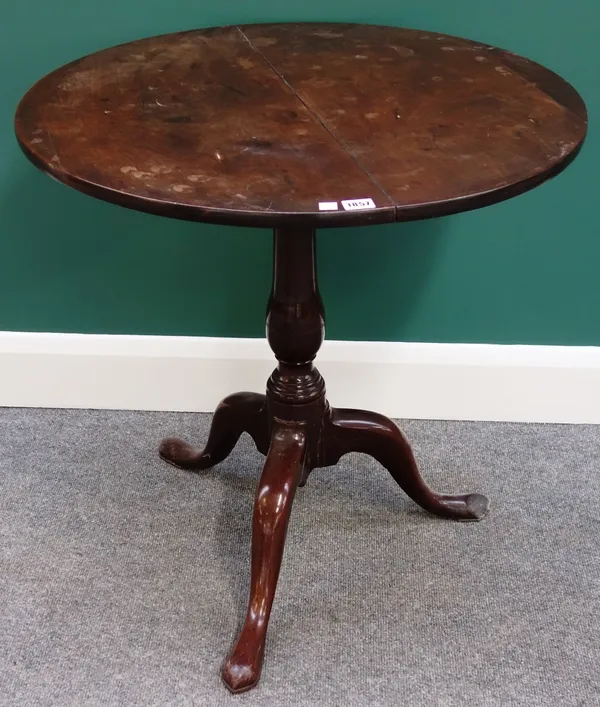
15,23 -> 587,227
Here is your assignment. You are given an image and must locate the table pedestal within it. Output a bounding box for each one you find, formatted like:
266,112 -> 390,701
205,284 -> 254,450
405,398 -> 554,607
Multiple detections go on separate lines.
159,226 -> 489,693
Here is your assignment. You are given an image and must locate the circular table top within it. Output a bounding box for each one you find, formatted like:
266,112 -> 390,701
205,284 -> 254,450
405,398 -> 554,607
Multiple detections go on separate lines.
15,23 -> 587,228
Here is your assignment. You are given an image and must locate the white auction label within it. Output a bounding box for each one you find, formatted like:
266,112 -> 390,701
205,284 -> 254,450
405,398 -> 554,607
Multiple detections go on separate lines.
319,201 -> 338,211
341,198 -> 376,211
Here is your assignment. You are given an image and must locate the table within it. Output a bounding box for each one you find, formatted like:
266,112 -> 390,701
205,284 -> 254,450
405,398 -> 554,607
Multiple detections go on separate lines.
15,23 -> 587,693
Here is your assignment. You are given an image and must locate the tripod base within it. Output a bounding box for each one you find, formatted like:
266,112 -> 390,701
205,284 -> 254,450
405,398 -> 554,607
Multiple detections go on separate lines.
160,393 -> 488,693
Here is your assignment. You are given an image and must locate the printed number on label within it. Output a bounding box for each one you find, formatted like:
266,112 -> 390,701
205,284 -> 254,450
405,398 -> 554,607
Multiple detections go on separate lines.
341,198 -> 376,211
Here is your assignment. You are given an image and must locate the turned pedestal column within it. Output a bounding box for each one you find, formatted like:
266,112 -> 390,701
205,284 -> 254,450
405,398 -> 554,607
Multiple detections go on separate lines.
159,227 -> 488,692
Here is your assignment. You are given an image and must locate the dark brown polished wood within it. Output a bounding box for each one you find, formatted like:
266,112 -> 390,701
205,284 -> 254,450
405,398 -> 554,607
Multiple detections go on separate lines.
16,24 -> 586,227
161,227 -> 488,693
14,22 -> 587,694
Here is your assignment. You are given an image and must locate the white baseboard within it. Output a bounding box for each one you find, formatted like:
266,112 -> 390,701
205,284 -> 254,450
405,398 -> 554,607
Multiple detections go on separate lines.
0,332 -> 599,423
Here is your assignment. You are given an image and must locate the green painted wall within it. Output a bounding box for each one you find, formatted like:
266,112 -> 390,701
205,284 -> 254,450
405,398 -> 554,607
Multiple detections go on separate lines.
1,1 -> 597,343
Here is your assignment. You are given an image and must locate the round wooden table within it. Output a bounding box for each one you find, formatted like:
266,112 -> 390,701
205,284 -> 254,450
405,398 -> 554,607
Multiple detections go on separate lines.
15,23 -> 587,693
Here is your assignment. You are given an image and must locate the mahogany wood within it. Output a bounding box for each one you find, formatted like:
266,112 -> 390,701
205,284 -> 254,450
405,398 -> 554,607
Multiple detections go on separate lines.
159,392 -> 269,469
221,423 -> 306,693
160,226 -> 489,692
16,23 -> 586,227
14,22 -> 587,693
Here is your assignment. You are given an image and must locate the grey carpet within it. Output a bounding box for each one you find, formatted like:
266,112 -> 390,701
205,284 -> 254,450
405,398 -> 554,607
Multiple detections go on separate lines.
1,408 -> 599,707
